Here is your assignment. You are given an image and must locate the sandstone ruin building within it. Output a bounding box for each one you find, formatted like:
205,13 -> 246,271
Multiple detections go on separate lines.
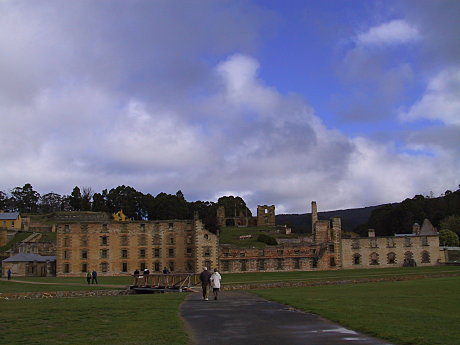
1,201 -> 443,277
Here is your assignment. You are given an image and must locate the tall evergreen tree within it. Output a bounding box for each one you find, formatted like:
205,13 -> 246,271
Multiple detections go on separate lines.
10,183 -> 40,213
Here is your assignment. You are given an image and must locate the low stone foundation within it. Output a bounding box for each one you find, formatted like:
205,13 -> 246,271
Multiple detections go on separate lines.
0,289 -> 131,301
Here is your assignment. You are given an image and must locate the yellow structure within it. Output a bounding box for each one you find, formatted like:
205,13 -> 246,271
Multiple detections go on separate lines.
112,210 -> 128,222
56,213 -> 219,276
0,212 -> 22,230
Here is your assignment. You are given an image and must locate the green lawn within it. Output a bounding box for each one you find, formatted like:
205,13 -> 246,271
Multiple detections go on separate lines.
4,266 -> 459,291
219,226 -> 300,247
0,294 -> 188,345
253,276 -> 460,345
12,276 -> 132,285
221,265 -> 460,284
0,280 -> 117,293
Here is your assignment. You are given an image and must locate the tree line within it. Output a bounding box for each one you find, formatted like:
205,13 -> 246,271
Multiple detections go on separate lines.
354,187 -> 460,246
0,184 -> 252,233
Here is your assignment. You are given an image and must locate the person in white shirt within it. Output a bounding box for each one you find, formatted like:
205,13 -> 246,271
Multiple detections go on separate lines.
210,268 -> 222,300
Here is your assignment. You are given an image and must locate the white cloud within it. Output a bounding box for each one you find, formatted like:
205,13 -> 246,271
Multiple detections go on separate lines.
399,68 -> 460,125
0,1 -> 458,214
356,20 -> 421,46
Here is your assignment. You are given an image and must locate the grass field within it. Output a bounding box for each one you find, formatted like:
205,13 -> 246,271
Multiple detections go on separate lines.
2,266 -> 459,293
0,280 -> 117,293
221,265 -> 460,284
253,276 -> 460,345
219,226 -> 300,247
0,294 -> 188,345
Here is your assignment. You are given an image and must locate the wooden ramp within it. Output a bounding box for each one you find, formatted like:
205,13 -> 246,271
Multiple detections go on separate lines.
130,273 -> 199,294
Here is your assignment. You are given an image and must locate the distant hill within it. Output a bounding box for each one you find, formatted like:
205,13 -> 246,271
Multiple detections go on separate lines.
276,205 -> 379,233
278,189 -> 460,236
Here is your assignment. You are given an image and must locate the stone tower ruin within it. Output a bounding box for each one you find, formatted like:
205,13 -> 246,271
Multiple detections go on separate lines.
256,205 -> 276,227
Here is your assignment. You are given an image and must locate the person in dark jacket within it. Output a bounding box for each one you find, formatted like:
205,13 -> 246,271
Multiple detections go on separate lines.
91,270 -> 98,284
199,267 -> 211,300
133,269 -> 140,286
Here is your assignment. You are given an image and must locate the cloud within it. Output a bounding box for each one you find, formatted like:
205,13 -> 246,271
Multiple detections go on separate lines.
355,19 -> 421,46
399,68 -> 460,125
0,1 -> 458,215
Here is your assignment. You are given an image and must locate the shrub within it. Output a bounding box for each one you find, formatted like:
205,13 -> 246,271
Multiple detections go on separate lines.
257,234 -> 278,245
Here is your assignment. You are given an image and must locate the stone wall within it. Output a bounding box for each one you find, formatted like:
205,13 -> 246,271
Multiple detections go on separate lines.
0,289 -> 130,301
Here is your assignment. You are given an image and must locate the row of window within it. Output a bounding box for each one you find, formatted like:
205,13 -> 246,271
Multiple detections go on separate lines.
63,247 -> 197,260
220,257 -> 330,272
352,251 -> 431,265
352,237 -> 429,249
223,247 -> 325,258
63,222 -> 185,233
62,235 -> 196,247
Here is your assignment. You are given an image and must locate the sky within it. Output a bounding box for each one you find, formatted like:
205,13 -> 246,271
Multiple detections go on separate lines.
1,0 -> 459,214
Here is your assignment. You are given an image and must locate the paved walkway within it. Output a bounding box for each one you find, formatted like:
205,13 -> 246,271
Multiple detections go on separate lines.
181,292 -> 391,345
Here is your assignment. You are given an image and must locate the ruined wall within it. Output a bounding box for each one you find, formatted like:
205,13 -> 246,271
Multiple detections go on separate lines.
256,205 -> 276,227
219,242 -> 338,273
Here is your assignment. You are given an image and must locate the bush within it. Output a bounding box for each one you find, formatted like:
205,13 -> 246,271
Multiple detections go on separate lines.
439,229 -> 459,246
257,234 -> 278,245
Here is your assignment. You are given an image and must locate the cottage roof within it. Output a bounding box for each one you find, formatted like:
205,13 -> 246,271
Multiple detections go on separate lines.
0,212 -> 20,220
2,253 -> 56,263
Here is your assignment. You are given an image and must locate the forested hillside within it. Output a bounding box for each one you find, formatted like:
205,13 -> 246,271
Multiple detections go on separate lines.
277,188 -> 460,238
276,206 -> 379,233
355,189 -> 460,236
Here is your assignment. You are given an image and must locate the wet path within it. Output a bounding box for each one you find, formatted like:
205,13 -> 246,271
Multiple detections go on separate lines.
181,291 -> 391,345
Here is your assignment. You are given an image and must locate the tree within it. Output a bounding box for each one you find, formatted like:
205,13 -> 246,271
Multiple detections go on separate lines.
40,193 -> 63,213
0,191 -> 9,211
439,229 -> 459,246
217,196 -> 252,218
106,185 -> 145,220
81,186 -> 93,211
440,215 -> 460,236
10,183 -> 40,213
146,192 -> 189,220
92,189 -> 109,212
69,186 -> 82,211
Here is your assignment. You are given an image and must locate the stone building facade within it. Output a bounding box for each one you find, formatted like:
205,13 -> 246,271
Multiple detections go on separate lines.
341,224 -> 440,269
56,214 -> 218,277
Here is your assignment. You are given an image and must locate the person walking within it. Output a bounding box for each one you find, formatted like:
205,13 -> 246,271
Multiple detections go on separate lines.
133,269 -> 140,286
199,267 -> 211,301
91,270 -> 98,284
86,271 -> 91,284
7,268 -> 12,280
210,268 -> 222,300
143,268 -> 150,286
